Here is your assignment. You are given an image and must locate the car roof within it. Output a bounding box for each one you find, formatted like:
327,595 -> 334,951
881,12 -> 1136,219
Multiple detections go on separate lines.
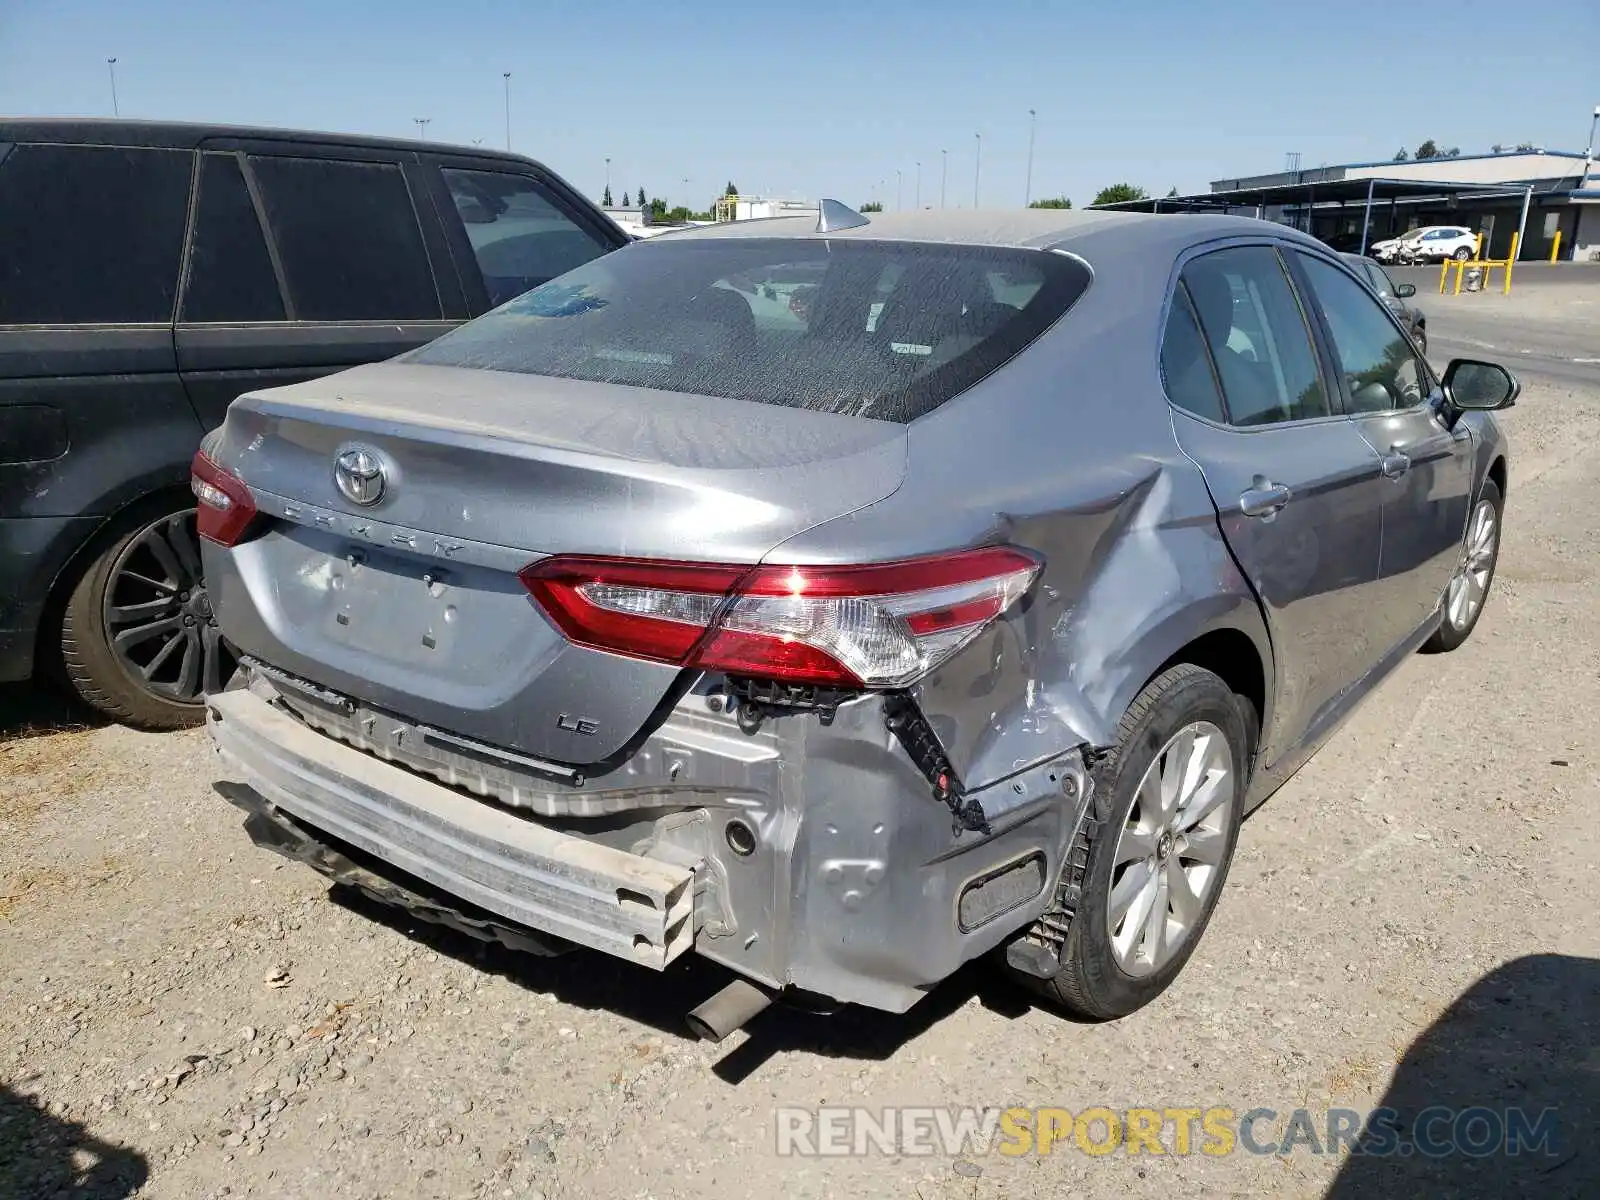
0,117 -> 546,166
647,207 -> 1328,257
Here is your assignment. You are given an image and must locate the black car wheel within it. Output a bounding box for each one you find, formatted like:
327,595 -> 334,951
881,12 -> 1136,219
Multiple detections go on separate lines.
1413,325 -> 1427,356
60,505 -> 234,729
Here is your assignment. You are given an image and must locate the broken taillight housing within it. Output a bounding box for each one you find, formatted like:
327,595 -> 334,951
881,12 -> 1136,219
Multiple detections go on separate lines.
521,547 -> 1040,687
190,450 -> 259,546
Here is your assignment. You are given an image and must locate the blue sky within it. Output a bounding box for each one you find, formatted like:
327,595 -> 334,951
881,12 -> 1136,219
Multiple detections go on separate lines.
2,0 -> 1595,211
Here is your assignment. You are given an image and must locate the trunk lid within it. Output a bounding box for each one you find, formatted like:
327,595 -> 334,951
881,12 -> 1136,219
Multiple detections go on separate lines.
206,362 -> 906,765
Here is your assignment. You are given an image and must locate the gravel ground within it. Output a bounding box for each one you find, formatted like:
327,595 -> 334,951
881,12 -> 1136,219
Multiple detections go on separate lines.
3,276 -> 1598,1200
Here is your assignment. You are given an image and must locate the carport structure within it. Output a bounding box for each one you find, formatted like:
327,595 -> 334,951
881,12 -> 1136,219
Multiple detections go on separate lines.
1094,177 -> 1542,258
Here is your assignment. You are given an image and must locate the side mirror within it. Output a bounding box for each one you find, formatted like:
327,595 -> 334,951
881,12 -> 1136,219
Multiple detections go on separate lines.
1395,282 -> 1417,298
1443,359 -> 1519,411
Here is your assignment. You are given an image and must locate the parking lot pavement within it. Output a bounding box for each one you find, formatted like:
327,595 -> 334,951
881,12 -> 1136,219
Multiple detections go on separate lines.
3,279 -> 1598,1200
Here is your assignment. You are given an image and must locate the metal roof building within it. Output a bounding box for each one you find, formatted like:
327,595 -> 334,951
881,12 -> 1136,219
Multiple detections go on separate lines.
1094,149 -> 1600,262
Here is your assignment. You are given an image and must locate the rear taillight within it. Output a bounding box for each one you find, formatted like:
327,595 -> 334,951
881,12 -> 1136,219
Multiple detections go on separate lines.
190,450 -> 258,546
520,547 -> 1040,687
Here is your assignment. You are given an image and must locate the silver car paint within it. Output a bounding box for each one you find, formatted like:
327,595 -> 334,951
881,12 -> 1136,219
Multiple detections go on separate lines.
202,209 -> 1509,1011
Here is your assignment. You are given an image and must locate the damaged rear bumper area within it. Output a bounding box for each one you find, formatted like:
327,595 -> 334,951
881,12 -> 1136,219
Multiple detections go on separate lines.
208,674 -> 1092,1017
209,691 -> 694,968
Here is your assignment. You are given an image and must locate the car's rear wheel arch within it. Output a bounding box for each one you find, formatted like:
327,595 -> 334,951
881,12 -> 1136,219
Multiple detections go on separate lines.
1147,627 -> 1265,775
36,485 -> 199,691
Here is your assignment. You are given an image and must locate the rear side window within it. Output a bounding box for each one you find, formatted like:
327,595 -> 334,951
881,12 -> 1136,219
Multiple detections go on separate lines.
1160,285 -> 1227,423
0,144 -> 191,324
407,238 -> 1090,422
1180,247 -> 1330,426
442,168 -> 613,307
181,153 -> 285,322
249,156 -> 439,321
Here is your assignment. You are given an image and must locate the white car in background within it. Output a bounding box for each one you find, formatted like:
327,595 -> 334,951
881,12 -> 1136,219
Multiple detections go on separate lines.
1375,226 -> 1479,264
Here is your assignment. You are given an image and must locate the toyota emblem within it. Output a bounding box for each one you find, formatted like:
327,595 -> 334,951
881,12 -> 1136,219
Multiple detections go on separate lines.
333,447 -> 386,507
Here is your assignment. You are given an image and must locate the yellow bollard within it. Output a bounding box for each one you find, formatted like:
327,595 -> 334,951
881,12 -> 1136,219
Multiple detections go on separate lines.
1504,233 -> 1519,294
1550,229 -> 1562,263
1439,258 -> 1450,294
1454,259 -> 1465,295
1475,230 -> 1485,258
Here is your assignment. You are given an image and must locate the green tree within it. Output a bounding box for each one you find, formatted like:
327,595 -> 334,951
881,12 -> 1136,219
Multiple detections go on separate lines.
602,185 -> 613,207
1490,143 -> 1505,153
1166,186 -> 1179,198
1027,196 -> 1072,209
1444,147 -> 1461,157
1393,148 -> 1410,162
636,186 -> 646,207
1091,183 -> 1148,206
1515,142 -> 1536,151
1415,139 -> 1440,160
724,181 -> 739,197
859,201 -> 884,213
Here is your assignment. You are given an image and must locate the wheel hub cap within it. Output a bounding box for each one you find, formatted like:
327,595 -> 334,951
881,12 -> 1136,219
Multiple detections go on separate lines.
102,510 -> 234,705
1445,498 -> 1497,631
1105,721 -> 1236,979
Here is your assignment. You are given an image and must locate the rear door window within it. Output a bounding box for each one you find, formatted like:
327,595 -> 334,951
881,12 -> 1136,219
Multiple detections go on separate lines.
0,144 -> 192,324
1160,285 -> 1227,423
1179,247 -> 1331,426
248,155 -> 440,321
407,237 -> 1091,422
441,168 -> 614,307
181,153 -> 285,322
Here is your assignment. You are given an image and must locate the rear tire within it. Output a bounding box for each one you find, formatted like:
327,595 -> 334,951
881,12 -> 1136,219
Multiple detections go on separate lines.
1024,665 -> 1251,1020
1452,245 -> 1472,261
1413,325 -> 1427,356
59,504 -> 232,729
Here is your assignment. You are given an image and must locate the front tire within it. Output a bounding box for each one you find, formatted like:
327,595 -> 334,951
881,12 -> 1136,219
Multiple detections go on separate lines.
59,506 -> 234,729
1027,665 -> 1251,1020
1423,478 -> 1502,653
1452,245 -> 1472,261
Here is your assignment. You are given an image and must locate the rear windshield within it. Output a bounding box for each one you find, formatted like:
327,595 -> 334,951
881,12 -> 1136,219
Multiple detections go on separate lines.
406,236 -> 1090,422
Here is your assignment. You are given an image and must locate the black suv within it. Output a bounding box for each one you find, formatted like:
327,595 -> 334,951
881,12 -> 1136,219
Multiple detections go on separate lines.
0,120 -> 627,727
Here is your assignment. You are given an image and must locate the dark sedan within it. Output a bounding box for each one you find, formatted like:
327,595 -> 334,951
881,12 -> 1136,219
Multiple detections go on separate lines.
1343,252 -> 1428,355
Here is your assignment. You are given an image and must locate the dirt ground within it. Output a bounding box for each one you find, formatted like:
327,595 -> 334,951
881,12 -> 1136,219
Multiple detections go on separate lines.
3,273 -> 1598,1200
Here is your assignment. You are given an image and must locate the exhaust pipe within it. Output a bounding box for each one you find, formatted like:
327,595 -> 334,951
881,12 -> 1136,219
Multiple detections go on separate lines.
686,979 -> 774,1042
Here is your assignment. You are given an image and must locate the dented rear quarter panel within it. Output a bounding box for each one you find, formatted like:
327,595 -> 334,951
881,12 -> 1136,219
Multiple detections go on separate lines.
768,227 -> 1273,795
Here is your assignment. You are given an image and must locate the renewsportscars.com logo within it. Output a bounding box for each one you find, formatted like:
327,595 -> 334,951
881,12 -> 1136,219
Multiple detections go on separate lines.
774,1105 -> 1563,1160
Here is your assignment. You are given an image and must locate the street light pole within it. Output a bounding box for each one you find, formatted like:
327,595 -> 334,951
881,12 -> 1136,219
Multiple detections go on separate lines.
974,133 -> 981,208
605,156 -> 611,202
502,73 -> 511,150
414,118 -> 431,139
940,149 -> 948,208
1585,104 -> 1600,184
896,168 -> 903,212
1025,109 -> 1036,206
106,57 -> 119,118
915,161 -> 921,210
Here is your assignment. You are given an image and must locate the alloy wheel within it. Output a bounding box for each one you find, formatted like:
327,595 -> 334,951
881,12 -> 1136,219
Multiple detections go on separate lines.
1106,722 -> 1236,978
101,509 -> 233,704
1445,499 -> 1498,632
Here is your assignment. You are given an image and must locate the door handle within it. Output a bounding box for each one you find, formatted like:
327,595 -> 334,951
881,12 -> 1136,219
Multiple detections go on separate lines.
1381,449 -> 1411,478
1239,480 -> 1291,518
